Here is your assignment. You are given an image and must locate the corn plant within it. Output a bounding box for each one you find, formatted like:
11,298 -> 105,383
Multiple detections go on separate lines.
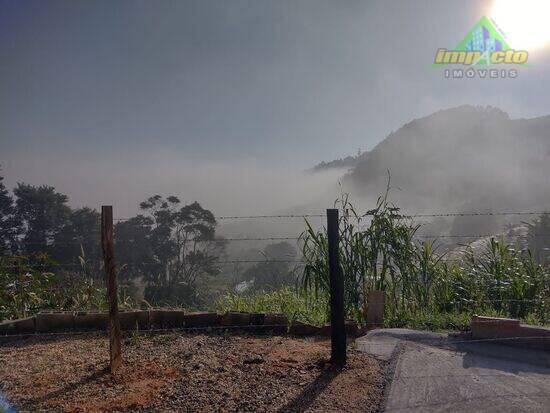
409,241 -> 446,310
298,187 -> 550,328
461,238 -> 549,318
300,184 -> 418,324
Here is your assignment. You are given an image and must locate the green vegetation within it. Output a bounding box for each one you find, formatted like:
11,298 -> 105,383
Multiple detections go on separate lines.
0,167 -> 225,313
1,164 -> 549,331
214,189 -> 550,331
0,255 -> 135,322
299,189 -> 550,329
216,287 -> 327,326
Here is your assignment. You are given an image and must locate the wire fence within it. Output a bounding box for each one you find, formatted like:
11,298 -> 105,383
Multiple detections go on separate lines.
2,208 -> 549,320
106,209 -> 550,222
1,319 -> 549,348
3,207 -> 550,280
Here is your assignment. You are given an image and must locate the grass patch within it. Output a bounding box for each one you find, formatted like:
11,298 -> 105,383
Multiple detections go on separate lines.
215,287 -> 328,326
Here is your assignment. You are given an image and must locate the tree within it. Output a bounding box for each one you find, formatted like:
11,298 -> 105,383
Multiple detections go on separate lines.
140,195 -> 179,286
52,207 -> 101,274
115,195 -> 224,306
0,172 -> 20,254
170,200 -> 222,286
115,215 -> 158,281
14,184 -> 71,255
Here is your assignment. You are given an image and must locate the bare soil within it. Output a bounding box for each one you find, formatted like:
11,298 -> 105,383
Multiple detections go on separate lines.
0,332 -> 385,412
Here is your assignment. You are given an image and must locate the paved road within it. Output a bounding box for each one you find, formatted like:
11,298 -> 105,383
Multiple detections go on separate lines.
356,328 -> 550,412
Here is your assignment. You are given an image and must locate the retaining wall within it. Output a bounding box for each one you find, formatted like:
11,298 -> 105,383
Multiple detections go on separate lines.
0,310 -> 359,338
471,316 -> 550,351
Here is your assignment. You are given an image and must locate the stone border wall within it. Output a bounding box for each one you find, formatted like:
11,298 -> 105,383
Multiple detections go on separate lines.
471,316 -> 550,351
0,310 -> 359,338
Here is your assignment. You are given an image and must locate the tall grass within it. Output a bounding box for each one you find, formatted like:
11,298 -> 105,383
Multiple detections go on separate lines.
299,190 -> 550,328
300,186 -> 420,324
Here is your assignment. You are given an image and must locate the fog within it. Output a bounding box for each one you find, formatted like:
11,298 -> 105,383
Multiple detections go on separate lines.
3,1 -> 550,245
1,151 -> 344,219
4,104 -> 550,244
348,107 -> 550,211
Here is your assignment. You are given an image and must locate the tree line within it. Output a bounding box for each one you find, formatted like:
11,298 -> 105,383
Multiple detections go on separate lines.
0,170 -> 225,307
0,168 -> 298,309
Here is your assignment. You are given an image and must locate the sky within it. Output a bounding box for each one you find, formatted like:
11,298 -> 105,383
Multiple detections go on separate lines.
2,0 -> 550,216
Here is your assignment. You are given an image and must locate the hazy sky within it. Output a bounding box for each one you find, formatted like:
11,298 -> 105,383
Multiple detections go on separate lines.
2,0 -> 550,215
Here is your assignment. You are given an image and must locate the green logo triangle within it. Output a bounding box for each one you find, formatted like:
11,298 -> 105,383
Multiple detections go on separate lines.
456,16 -> 510,52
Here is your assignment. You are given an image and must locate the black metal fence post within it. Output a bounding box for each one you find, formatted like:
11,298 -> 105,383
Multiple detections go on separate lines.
327,208 -> 346,366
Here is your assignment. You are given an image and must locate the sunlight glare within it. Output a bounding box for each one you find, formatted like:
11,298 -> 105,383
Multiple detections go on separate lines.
491,0 -> 550,50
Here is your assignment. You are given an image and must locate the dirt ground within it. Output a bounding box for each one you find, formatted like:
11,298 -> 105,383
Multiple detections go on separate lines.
0,332 -> 385,412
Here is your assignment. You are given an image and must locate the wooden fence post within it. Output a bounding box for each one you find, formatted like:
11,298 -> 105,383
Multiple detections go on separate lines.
101,205 -> 122,373
327,208 -> 346,366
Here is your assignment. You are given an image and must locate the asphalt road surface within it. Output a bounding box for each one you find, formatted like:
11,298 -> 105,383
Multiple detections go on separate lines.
357,328 -> 550,412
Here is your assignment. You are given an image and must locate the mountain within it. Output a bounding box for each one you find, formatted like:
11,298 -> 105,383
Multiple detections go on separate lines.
321,105 -> 550,236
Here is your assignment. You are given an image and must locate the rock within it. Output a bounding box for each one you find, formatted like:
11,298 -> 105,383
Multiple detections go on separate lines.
243,355 -> 264,364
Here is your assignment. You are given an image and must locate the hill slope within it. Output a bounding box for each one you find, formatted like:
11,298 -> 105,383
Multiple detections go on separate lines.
343,105 -> 550,217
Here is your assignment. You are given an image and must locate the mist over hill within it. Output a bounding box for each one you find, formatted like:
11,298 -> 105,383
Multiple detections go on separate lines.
311,105 -> 550,237
221,105 -> 550,243
345,106 -> 549,209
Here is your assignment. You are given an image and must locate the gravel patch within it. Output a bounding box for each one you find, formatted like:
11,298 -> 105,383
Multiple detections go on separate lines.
0,332 -> 384,412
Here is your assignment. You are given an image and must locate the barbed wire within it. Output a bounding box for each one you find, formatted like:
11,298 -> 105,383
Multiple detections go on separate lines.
406,211 -> 550,218
394,296 -> 550,304
357,331 -> 550,348
0,259 -> 304,269
12,232 -> 550,247
0,323 -> 291,339
15,236 -> 303,246
1,323 -> 550,345
107,210 -> 550,222
219,214 -> 327,220
111,214 -> 326,222
415,234 -> 535,239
